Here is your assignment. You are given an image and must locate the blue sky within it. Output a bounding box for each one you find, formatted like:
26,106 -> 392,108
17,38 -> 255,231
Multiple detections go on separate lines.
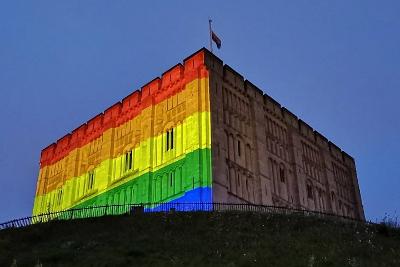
0,1 -> 399,222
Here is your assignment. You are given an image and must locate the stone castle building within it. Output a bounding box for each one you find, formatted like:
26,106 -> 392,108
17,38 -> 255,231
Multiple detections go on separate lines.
33,48 -> 365,221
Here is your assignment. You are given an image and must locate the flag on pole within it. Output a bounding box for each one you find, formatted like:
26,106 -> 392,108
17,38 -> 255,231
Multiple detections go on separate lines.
211,31 -> 221,49
209,19 -> 221,52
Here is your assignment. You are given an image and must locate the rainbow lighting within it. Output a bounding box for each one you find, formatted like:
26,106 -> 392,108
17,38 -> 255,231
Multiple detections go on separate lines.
33,50 -> 212,216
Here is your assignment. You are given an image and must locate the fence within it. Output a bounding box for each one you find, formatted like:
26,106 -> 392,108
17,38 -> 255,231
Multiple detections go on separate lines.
0,202 -> 364,231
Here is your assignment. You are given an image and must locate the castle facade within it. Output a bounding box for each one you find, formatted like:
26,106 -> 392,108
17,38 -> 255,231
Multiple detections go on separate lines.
33,48 -> 364,220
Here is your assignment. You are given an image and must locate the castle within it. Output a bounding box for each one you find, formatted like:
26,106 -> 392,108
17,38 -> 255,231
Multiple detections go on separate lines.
33,48 -> 365,220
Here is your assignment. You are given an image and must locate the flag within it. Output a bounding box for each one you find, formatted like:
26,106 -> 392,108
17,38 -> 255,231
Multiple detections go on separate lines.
211,31 -> 221,49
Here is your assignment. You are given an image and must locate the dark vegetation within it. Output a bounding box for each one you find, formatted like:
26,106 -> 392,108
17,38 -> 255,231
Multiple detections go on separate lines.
0,212 -> 399,267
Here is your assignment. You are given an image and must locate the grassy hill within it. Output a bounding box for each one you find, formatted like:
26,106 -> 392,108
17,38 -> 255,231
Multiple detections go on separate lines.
0,211 -> 399,267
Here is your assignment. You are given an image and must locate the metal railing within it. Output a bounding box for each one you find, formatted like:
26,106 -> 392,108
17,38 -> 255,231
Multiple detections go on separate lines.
0,202 -> 364,231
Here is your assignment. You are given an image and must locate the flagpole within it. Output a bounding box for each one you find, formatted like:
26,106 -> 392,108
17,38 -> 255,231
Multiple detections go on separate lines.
209,19 -> 213,53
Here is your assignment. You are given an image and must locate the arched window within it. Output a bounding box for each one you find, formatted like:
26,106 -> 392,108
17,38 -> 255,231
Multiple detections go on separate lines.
124,150 -> 133,172
225,131 -> 229,158
279,165 -> 286,183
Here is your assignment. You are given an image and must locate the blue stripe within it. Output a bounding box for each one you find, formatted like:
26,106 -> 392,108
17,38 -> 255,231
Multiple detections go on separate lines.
145,187 -> 212,212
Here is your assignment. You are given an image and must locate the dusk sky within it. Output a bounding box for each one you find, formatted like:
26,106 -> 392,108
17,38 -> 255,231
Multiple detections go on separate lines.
0,1 -> 399,222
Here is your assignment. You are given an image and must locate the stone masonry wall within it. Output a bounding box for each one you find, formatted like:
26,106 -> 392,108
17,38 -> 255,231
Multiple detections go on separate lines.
203,49 -> 365,221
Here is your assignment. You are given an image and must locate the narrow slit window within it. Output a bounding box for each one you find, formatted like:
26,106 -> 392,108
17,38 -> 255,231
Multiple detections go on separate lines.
306,183 -> 313,199
166,131 -> 170,151
125,153 -> 128,172
128,151 -> 133,170
171,128 -> 174,149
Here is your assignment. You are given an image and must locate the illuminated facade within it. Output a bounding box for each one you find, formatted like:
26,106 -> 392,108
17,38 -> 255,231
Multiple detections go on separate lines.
33,48 -> 365,220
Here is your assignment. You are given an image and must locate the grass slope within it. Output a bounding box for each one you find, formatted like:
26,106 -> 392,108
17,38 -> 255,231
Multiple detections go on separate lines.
0,212 -> 399,267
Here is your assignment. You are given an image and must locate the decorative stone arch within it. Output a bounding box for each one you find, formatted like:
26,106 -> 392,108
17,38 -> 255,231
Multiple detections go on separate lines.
175,166 -> 183,193
228,133 -> 235,160
123,144 -> 135,154
87,164 -> 96,173
224,130 -> 230,158
163,121 -> 175,132
56,187 -> 63,206
175,120 -> 183,153
306,179 -> 314,200
154,175 -> 163,202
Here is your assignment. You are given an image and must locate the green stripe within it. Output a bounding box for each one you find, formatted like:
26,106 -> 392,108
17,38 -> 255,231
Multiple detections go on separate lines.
72,148 -> 212,209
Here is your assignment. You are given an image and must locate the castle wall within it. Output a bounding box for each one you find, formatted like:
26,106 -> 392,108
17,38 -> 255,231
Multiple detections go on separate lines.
33,50 -> 213,216
205,50 -> 365,220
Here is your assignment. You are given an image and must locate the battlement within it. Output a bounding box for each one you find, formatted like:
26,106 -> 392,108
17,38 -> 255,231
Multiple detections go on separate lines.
40,49 -> 209,166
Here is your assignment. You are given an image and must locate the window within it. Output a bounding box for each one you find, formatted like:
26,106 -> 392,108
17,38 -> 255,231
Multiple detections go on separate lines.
237,140 -> 241,156
166,131 -> 170,151
279,166 -> 285,183
124,150 -> 133,172
166,129 -> 175,151
87,170 -> 95,191
306,182 -> 313,199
